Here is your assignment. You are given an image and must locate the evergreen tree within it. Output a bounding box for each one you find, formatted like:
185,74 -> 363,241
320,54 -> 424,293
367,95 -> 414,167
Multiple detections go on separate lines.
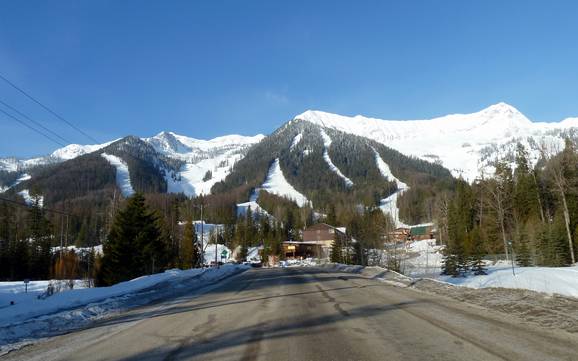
181,218 -> 198,268
515,230 -> 532,267
469,228 -> 487,275
98,193 -> 166,286
330,236 -> 343,263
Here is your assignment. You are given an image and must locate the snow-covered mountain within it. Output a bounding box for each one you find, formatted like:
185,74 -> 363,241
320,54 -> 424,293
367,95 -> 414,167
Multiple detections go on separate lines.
0,132 -> 264,197
0,142 -> 115,172
145,132 -> 265,196
295,103 -> 578,181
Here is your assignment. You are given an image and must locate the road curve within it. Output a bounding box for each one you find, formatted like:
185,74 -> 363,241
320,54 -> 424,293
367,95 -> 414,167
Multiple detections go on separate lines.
4,267 -> 578,361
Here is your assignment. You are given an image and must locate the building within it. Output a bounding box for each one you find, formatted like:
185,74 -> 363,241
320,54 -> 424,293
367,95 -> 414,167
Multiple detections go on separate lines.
409,223 -> 435,241
282,223 -> 348,260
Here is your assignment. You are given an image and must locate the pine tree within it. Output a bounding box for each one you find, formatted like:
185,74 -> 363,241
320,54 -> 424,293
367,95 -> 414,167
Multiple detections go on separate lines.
330,236 -> 343,263
515,230 -> 532,267
98,193 -> 166,286
469,228 -> 487,275
181,218 -> 198,268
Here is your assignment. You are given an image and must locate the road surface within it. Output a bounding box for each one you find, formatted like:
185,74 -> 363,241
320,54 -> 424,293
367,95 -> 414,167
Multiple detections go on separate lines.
4,267 -> 578,361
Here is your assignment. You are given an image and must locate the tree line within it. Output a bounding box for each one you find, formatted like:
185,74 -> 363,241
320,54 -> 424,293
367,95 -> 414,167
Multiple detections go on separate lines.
439,140 -> 578,276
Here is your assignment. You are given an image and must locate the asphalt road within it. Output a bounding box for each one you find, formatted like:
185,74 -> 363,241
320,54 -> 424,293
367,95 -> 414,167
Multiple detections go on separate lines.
4,267 -> 578,361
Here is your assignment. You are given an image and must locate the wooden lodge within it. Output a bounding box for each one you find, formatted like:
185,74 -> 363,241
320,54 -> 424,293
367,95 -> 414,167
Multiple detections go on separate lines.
282,223 -> 348,260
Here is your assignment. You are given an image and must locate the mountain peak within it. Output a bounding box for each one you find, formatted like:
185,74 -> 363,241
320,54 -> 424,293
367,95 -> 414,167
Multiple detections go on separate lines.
475,102 -> 531,126
480,102 -> 521,115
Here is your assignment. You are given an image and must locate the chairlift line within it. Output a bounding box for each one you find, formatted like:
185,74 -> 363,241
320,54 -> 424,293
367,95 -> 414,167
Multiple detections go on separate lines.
0,73 -> 99,144
0,107 -> 66,147
0,98 -> 72,144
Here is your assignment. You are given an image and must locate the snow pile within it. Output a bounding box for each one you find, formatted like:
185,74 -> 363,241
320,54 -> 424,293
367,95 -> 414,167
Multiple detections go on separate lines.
101,153 -> 135,197
290,133 -> 303,151
261,158 -> 311,207
17,189 -> 43,207
441,264 -> 578,298
296,103 -> 578,181
0,265 -> 248,351
319,129 -> 354,187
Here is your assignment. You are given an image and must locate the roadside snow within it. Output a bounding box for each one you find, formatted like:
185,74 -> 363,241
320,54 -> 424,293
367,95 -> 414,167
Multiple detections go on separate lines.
0,265 -> 248,351
402,240 -> 578,299
441,264 -> 578,298
101,153 -> 134,197
261,158 -> 311,207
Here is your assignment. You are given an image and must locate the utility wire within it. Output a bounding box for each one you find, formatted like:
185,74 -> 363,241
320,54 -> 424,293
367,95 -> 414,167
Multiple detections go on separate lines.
0,98 -> 72,145
0,107 -> 66,147
0,73 -> 99,143
0,196 -> 71,216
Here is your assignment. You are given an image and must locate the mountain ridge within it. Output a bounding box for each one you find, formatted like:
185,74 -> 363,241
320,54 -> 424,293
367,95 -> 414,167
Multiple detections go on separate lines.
295,102 -> 578,180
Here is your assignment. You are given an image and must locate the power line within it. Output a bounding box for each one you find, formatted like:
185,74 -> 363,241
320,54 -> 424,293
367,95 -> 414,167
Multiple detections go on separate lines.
0,196 -> 71,216
0,73 -> 99,143
0,98 -> 72,145
0,107 -> 66,147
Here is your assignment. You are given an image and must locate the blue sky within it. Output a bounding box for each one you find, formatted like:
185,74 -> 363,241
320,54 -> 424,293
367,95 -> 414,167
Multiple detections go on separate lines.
1,0 -> 578,157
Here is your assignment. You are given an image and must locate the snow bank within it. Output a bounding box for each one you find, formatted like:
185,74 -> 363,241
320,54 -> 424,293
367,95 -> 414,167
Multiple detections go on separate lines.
261,158 -> 311,207
441,265 -> 578,298
403,240 -> 578,298
101,153 -> 134,197
0,265 -> 248,350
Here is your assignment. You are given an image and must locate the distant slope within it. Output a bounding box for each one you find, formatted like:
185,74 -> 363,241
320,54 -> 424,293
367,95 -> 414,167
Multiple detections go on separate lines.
213,119 -> 453,223
295,103 -> 578,181
0,131 -> 264,203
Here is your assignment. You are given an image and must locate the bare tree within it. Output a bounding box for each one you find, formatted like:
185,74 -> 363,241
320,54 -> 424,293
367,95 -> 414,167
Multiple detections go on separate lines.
485,160 -> 513,261
540,140 -> 576,264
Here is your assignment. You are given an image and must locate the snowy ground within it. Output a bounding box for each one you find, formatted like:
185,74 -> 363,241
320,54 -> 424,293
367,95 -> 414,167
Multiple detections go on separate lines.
401,239 -> 578,299
0,265 -> 249,353
101,153 -> 134,197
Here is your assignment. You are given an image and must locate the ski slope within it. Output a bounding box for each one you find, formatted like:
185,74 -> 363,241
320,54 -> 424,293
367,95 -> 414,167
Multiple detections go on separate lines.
319,129 -> 354,187
261,158 -> 311,207
101,153 -> 135,197
149,132 -> 264,197
290,133 -> 303,151
373,149 -> 408,227
296,103 -> 578,181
